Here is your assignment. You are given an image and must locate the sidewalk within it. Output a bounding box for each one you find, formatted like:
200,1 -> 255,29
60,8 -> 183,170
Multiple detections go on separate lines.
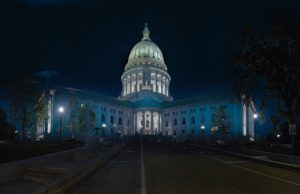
0,141 -> 128,194
187,143 -> 300,172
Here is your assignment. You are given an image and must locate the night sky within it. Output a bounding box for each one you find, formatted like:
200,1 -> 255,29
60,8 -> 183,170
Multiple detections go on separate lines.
1,0 -> 300,98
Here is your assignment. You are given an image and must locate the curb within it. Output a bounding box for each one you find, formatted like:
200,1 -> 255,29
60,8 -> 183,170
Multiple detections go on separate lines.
28,143 -> 128,194
187,143 -> 300,173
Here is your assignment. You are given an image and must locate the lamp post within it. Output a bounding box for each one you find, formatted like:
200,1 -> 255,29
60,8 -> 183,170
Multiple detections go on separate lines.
58,106 -> 64,144
101,123 -> 107,137
211,126 -> 218,146
253,113 -> 258,141
200,124 -> 205,139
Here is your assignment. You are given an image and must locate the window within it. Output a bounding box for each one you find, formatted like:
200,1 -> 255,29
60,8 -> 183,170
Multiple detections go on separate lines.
118,117 -> 122,125
146,120 -> 150,128
110,116 -> 114,124
166,120 -> 169,127
174,118 -> 177,126
182,117 -> 186,125
182,129 -> 185,135
192,129 -> 195,135
173,130 -> 176,136
191,116 -> 195,124
101,114 -> 105,122
201,115 -> 205,123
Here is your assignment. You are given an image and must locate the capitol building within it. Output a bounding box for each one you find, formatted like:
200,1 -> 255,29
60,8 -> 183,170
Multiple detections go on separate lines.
40,24 -> 258,141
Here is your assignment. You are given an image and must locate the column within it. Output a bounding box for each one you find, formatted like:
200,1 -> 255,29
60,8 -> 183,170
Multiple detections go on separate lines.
123,78 -> 126,96
130,75 -> 132,93
142,111 -> 145,134
156,74 -> 159,93
158,113 -> 161,133
160,75 -> 162,94
135,73 -> 138,93
163,77 -> 166,95
167,80 -> 169,96
151,111 -> 154,134
154,73 -> 157,92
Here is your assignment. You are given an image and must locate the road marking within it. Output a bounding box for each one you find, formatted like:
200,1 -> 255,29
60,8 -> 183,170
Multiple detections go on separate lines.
207,155 -> 300,186
224,160 -> 249,164
110,160 -> 141,163
140,143 -> 147,194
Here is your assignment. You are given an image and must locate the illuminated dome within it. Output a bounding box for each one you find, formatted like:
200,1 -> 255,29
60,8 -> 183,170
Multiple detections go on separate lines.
125,23 -> 167,71
120,23 -> 172,101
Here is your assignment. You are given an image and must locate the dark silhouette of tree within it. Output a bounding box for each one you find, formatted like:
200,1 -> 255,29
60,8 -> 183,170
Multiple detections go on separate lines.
6,75 -> 46,143
0,107 -> 15,140
234,23 -> 300,153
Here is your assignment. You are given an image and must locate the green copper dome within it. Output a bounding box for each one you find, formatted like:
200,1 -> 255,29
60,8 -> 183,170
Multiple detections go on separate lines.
125,23 -> 167,71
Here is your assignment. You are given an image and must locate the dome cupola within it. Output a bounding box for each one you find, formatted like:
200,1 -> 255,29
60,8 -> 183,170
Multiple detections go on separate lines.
125,23 -> 167,71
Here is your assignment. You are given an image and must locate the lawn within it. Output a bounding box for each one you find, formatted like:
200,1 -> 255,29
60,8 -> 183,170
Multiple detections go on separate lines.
0,140 -> 84,163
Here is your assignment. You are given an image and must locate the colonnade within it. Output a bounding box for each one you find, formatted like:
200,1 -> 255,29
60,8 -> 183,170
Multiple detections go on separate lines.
122,71 -> 170,97
134,111 -> 161,134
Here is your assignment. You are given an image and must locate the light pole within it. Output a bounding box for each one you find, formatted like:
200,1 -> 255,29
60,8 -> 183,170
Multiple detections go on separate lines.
58,106 -> 64,144
200,124 -> 205,139
253,113 -> 258,141
101,123 -> 107,137
211,126 -> 218,146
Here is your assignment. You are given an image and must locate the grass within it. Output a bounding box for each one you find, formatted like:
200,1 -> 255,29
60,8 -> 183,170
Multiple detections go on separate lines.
0,140 -> 83,163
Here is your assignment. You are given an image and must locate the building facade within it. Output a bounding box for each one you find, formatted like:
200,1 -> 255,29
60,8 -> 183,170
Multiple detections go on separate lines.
39,24 -> 257,141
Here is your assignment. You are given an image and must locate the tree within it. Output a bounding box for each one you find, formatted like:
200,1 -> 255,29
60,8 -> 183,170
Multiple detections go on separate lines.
0,107 -> 15,140
72,104 -> 96,135
234,23 -> 300,152
6,75 -> 46,143
211,106 -> 232,139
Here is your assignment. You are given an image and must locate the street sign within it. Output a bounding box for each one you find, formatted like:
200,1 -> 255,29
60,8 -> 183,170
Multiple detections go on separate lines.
289,124 -> 297,135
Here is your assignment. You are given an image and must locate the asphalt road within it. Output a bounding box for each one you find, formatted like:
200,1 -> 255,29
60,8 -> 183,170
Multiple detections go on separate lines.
66,142 -> 300,194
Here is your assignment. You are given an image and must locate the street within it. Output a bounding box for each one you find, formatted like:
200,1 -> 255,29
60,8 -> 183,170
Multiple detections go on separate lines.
66,142 -> 300,194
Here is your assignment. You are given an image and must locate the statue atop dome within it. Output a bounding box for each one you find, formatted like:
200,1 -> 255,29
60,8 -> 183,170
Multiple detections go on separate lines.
142,22 -> 151,41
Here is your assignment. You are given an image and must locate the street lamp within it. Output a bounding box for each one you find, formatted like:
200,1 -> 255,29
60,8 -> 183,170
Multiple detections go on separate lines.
211,126 -> 218,145
58,106 -> 64,144
101,123 -> 107,136
253,113 -> 258,141
200,124 -> 205,137
253,113 -> 258,119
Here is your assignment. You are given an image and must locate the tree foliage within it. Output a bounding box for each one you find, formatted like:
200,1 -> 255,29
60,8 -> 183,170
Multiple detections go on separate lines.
6,75 -> 47,142
0,107 -> 15,140
211,106 -> 232,138
69,102 -> 96,135
234,23 -> 300,128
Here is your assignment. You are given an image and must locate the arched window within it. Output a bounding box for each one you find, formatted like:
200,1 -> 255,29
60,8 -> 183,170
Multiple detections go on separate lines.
101,114 -> 105,122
